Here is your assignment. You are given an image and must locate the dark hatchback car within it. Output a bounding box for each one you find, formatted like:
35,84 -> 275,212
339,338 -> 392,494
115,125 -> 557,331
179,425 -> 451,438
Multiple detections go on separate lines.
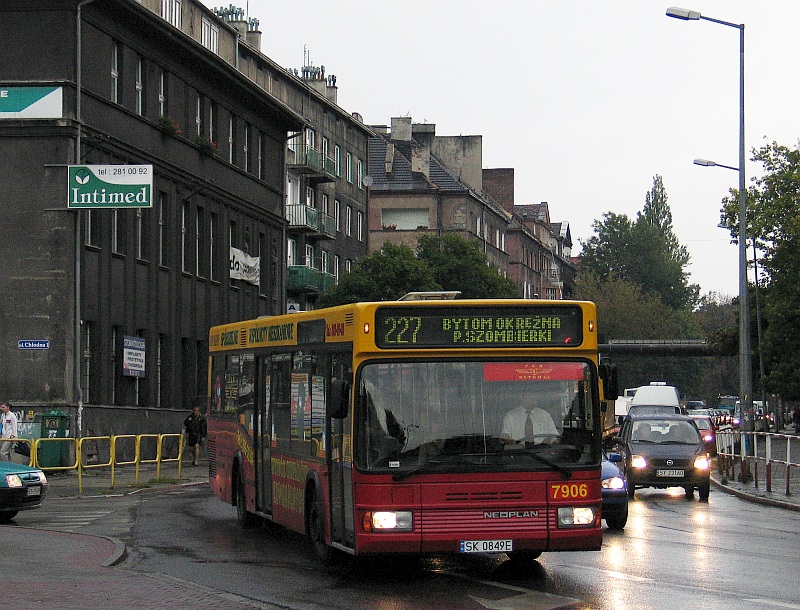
617,414 -> 711,501
0,460 -> 49,522
601,451 -> 628,530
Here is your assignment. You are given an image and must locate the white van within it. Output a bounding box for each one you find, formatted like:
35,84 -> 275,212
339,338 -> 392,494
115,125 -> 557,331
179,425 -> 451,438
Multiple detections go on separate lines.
630,383 -> 681,407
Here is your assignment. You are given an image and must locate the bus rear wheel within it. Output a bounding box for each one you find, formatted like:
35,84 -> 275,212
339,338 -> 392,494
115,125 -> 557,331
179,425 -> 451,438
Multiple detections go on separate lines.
235,467 -> 257,527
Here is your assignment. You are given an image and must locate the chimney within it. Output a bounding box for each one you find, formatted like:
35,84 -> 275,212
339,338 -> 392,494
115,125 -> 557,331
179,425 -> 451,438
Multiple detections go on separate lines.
385,142 -> 395,173
245,30 -> 261,52
482,168 -> 515,212
390,117 -> 412,142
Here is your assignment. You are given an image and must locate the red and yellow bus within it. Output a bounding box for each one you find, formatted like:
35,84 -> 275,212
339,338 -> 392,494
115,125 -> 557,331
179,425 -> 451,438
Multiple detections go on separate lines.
207,294 -> 618,562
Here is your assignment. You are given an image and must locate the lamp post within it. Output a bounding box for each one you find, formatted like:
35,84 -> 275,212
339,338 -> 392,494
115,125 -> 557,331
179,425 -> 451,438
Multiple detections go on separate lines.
668,7 -> 753,465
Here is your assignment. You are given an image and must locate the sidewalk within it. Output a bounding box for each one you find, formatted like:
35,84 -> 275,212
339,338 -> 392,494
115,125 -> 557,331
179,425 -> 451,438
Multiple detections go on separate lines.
710,426 -> 800,512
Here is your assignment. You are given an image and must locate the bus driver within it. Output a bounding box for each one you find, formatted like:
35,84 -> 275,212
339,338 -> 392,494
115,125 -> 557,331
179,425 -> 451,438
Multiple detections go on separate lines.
501,396 -> 559,445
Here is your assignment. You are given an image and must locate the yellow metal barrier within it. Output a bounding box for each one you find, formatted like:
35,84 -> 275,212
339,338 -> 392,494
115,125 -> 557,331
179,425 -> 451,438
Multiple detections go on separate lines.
77,436 -> 113,492
14,433 -> 186,494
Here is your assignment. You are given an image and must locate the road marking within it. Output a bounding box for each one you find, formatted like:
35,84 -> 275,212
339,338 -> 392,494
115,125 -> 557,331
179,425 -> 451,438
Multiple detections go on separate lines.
744,599 -> 800,609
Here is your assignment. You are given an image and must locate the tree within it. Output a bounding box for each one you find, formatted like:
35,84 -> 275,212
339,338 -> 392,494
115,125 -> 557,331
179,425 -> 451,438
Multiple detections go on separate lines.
720,140 -> 800,399
416,234 -> 519,299
580,176 -> 698,309
317,242 -> 439,307
574,272 -> 703,393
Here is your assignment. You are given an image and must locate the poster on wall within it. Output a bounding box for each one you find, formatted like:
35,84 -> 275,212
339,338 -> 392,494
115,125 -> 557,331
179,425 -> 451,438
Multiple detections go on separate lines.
230,247 -> 260,286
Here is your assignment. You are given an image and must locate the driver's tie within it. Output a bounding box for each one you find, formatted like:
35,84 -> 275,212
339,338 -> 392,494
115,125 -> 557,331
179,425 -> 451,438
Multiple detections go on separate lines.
525,411 -> 533,438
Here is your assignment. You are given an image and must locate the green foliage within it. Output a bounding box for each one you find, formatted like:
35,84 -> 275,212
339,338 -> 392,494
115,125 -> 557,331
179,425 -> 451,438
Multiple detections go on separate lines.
580,176 -> 698,310
318,234 -> 520,307
720,140 -> 800,399
416,234 -> 520,299
318,243 -> 439,307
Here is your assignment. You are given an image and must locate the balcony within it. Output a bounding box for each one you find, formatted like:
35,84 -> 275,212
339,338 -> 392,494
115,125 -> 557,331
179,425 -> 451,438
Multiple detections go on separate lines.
286,204 -> 336,239
286,265 -> 336,293
287,145 -> 336,183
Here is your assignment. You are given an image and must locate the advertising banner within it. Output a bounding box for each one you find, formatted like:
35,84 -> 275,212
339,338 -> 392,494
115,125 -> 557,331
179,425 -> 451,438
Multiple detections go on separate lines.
68,165 -> 153,208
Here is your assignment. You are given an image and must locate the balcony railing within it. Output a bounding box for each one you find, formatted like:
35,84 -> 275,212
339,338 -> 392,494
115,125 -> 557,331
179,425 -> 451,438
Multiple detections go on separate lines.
286,265 -> 336,293
288,145 -> 336,182
286,204 -> 336,239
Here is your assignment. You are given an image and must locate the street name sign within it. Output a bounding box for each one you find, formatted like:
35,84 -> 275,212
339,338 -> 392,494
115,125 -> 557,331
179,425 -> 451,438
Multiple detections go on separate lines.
68,165 -> 153,208
18,340 -> 50,350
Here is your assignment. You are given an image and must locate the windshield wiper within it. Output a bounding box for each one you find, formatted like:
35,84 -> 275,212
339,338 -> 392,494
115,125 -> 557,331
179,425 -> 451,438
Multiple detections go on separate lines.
392,460 -> 443,481
524,451 -> 572,479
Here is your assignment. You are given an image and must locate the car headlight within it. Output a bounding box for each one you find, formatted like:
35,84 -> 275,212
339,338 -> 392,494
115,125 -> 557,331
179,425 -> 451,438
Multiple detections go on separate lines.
694,456 -> 711,470
5,474 -> 23,488
702,433 -> 714,443
557,506 -> 598,527
631,455 -> 647,469
35,471 -> 47,484
602,475 -> 625,490
363,510 -> 413,532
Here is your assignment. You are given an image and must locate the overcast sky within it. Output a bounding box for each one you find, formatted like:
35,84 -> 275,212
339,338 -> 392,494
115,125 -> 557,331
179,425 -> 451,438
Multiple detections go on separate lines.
206,1 -> 800,298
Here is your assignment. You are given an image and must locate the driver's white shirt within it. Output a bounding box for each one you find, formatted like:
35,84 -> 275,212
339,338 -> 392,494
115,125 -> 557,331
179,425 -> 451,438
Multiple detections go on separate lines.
501,406 -> 558,441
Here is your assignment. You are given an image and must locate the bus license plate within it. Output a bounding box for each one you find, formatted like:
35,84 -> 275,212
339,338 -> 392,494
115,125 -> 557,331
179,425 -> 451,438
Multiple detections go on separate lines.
656,469 -> 684,477
460,539 -> 512,554
27,486 -> 41,496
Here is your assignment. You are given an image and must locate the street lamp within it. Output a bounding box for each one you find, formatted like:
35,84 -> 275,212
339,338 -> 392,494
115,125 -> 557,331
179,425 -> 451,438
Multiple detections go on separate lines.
668,7 -> 753,462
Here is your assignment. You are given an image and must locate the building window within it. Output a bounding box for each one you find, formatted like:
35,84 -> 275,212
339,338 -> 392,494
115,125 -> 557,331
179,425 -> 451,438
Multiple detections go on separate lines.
306,186 -> 315,208
321,250 -> 329,274
345,259 -> 351,273
304,127 -> 315,151
345,205 -> 352,237
322,137 -> 329,161
158,70 -> 167,116
111,42 -> 120,104
84,209 -> 98,246
346,152 -> 353,183
321,193 -> 329,216
243,123 -> 250,172
158,192 -> 168,267
195,207 -> 205,278
305,244 -> 314,268
333,255 -> 340,282
228,115 -> 235,164
135,56 -> 144,116
201,16 -> 219,53
195,95 -> 202,136
136,208 -> 148,260
161,0 -> 181,27
229,220 -> 237,249
81,321 -> 93,402
209,101 -> 217,143
257,132 -> 263,180
334,145 -> 341,177
181,202 -> 189,273
334,199 -> 341,231
287,238 -> 297,266
357,158 -> 365,189
210,212 -> 217,281
112,210 -> 124,254
357,211 -> 363,241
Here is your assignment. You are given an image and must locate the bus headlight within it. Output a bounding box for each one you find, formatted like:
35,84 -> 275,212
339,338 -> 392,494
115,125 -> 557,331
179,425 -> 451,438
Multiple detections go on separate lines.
363,510 -> 413,532
631,455 -> 647,469
557,506 -> 597,527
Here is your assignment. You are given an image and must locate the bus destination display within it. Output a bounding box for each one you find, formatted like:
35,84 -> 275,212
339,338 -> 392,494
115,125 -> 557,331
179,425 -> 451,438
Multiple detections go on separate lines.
375,305 -> 583,348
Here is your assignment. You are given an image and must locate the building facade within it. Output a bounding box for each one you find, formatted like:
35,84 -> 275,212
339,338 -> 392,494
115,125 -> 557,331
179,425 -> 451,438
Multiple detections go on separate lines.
0,0 -> 370,436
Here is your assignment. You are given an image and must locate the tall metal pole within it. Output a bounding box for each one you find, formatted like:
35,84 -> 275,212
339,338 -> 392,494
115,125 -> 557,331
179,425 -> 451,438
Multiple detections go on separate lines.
736,23 -> 754,459
666,8 -> 753,465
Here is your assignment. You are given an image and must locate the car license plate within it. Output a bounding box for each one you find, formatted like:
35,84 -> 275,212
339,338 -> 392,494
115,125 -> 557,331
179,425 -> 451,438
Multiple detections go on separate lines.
27,486 -> 41,496
460,539 -> 512,554
656,469 -> 684,477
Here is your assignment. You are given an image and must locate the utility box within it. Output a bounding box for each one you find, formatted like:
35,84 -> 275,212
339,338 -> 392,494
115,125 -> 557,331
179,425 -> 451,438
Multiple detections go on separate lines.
39,409 -> 70,467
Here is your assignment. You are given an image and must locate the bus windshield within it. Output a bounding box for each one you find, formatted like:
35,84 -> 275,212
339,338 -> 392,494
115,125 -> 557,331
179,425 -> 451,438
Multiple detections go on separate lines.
357,360 -> 598,473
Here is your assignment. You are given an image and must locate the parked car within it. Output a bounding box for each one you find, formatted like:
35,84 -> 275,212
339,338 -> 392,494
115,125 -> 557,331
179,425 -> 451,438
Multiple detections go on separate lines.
601,451 -> 628,530
0,460 -> 49,523
617,414 -> 711,501
690,415 -> 717,456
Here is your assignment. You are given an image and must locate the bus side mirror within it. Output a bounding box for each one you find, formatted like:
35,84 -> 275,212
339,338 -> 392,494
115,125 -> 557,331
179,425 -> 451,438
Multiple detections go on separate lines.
329,379 -> 351,419
599,360 -> 619,401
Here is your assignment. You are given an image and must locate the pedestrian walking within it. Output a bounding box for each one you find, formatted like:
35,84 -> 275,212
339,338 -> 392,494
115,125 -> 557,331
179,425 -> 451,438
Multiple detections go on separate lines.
792,405 -> 800,434
184,406 -> 207,466
0,401 -> 18,461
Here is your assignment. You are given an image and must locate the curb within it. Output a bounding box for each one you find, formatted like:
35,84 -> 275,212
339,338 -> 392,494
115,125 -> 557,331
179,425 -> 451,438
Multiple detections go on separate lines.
710,475 -> 800,513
